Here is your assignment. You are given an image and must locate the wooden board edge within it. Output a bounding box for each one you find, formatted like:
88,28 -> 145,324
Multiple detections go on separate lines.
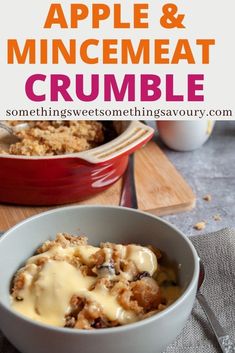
144,198 -> 196,216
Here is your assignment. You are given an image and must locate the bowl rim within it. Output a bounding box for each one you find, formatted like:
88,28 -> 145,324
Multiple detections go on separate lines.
0,205 -> 200,335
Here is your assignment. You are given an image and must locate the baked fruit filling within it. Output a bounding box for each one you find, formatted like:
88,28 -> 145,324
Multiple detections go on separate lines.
11,234 -> 181,329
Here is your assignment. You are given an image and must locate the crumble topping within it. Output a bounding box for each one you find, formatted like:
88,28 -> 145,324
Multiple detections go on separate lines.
0,121 -> 104,156
11,233 -> 181,329
194,221 -> 206,231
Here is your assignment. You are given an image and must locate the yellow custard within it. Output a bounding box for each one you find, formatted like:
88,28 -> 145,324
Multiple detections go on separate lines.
11,233 -> 181,329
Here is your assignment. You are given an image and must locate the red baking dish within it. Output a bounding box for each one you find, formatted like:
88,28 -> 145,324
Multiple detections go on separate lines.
0,121 -> 153,206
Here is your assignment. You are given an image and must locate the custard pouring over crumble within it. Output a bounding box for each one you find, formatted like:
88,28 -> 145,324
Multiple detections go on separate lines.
11,233 -> 181,329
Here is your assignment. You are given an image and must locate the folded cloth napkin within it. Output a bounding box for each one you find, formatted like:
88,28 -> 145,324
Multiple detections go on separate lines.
1,228 -> 235,353
164,228 -> 235,353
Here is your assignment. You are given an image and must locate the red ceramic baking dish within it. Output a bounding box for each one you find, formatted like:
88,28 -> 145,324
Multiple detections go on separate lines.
0,121 -> 153,206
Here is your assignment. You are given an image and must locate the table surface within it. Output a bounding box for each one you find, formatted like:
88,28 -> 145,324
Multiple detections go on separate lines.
154,121 -> 235,236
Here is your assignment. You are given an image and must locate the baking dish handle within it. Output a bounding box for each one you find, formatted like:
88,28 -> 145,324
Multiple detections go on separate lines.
78,121 -> 154,164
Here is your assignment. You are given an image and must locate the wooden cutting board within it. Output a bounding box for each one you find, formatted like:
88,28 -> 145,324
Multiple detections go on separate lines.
0,141 -> 195,230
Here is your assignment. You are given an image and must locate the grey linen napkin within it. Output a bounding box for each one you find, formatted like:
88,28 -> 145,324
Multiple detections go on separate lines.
1,228 -> 235,353
164,228 -> 235,353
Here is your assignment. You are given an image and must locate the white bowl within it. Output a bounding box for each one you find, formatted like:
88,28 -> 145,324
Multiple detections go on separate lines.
157,121 -> 215,151
0,206 -> 199,353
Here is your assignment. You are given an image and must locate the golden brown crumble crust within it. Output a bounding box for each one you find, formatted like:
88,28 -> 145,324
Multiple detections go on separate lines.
1,121 -> 104,156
